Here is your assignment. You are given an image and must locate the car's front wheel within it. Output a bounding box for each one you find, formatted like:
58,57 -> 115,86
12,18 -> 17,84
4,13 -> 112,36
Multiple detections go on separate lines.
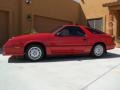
25,45 -> 45,61
91,44 -> 106,57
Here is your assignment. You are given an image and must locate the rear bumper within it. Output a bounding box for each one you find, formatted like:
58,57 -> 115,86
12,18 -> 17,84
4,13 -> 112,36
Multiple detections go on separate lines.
3,46 -> 24,56
106,44 -> 116,50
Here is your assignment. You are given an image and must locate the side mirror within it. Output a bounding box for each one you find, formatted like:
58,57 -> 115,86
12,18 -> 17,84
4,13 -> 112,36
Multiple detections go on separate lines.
55,32 -> 62,37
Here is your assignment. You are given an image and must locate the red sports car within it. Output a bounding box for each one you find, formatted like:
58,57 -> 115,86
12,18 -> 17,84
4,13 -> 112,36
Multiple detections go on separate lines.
3,25 -> 115,61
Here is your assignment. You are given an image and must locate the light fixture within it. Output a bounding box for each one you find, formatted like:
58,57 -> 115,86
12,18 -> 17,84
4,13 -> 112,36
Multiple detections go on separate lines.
25,0 -> 32,4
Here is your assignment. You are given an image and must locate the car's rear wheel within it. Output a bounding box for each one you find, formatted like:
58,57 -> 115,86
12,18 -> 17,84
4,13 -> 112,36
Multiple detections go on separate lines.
25,45 -> 45,62
91,44 -> 106,57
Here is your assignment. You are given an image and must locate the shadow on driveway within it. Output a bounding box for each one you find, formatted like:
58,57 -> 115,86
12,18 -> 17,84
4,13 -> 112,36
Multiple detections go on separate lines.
0,48 -> 2,54
8,52 -> 120,63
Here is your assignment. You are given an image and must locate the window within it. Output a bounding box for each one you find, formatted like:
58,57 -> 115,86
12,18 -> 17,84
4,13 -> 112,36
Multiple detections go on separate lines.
59,29 -> 70,36
87,18 -> 103,31
58,26 -> 85,36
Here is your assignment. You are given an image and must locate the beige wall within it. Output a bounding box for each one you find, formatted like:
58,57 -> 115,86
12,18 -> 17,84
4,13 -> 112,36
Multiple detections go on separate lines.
33,0 -> 77,22
80,0 -> 117,32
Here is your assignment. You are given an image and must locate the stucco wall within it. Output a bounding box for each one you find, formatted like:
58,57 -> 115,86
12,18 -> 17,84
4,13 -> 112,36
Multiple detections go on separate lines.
32,0 -> 85,24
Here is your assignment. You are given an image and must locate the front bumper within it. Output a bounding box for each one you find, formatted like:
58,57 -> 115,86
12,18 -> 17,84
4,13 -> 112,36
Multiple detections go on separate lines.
3,46 -> 24,56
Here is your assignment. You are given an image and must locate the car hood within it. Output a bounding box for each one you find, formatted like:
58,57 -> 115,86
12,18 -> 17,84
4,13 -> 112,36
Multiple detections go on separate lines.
6,33 -> 55,44
11,33 -> 54,40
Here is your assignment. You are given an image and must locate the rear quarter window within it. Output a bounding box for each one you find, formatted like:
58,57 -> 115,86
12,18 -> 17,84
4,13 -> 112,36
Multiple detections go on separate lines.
86,27 -> 105,34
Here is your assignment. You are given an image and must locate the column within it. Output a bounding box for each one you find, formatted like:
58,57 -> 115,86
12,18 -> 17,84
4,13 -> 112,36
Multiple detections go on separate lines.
108,11 -> 114,36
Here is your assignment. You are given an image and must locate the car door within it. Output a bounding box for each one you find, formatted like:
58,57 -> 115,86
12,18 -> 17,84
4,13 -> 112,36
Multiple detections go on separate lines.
50,26 -> 88,55
68,27 -> 88,54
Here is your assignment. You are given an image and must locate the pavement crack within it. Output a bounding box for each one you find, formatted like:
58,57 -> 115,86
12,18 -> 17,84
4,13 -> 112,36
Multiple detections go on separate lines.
81,63 -> 120,90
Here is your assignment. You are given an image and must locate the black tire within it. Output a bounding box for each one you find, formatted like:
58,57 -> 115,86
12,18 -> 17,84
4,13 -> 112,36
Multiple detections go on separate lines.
91,44 -> 106,57
25,45 -> 45,62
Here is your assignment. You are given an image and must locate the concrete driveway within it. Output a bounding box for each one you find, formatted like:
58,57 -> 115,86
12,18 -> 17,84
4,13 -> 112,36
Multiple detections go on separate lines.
0,48 -> 120,90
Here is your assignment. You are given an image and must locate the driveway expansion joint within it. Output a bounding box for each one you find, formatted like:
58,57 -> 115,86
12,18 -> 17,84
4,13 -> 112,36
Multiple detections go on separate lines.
81,63 -> 120,90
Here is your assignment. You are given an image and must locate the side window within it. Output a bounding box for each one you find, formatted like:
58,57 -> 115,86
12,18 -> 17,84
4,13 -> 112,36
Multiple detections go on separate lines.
69,27 -> 85,36
57,26 -> 85,36
59,29 -> 70,36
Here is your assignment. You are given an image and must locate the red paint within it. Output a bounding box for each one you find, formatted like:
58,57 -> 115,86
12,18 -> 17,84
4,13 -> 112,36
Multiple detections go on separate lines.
3,25 -> 115,56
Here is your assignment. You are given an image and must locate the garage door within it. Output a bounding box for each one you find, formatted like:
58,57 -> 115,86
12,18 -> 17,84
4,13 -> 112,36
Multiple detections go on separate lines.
34,15 -> 72,33
0,11 -> 9,47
